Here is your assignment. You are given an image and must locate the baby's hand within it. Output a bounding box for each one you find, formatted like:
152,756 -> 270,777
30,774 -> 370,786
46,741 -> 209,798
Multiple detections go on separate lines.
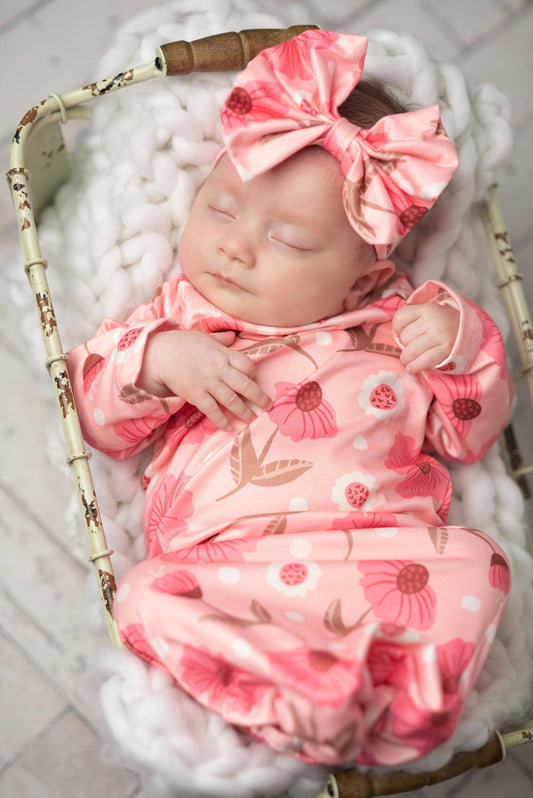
137,329 -> 272,429
392,302 -> 460,373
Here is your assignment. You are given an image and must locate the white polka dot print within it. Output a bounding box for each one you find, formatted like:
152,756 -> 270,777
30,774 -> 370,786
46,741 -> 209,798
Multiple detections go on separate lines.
218,566 -> 241,585
289,539 -> 312,559
461,595 -> 481,612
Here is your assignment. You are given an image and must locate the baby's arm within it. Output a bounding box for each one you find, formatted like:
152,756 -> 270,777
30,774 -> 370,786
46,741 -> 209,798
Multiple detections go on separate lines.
137,329 -> 271,430
392,281 -> 513,463
68,275 -> 272,457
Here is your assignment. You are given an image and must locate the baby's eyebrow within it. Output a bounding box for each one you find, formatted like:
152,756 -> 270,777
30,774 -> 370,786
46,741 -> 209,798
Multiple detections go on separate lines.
271,207 -> 318,228
203,185 -> 239,206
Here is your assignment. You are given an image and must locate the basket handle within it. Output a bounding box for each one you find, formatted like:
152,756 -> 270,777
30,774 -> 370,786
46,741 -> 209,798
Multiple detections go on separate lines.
157,26 -> 319,76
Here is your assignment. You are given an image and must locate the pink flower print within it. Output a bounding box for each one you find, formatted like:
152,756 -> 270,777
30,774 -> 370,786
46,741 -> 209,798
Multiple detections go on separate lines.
437,638 -> 475,695
145,473 -> 194,551
385,432 -> 450,501
437,360 -> 461,373
399,205 -> 428,230
113,415 -> 164,444
82,353 -> 105,395
111,325 -> 146,365
359,560 -> 437,630
358,371 -> 404,421
268,380 -> 338,441
117,327 -> 143,350
221,79 -> 286,129
267,646 -> 361,708
161,536 -> 258,564
332,471 -> 376,511
430,373 -> 482,438
120,623 -> 165,668
266,560 -> 321,597
179,645 -> 269,715
488,552 -> 511,596
264,29 -> 341,81
151,569 -> 202,598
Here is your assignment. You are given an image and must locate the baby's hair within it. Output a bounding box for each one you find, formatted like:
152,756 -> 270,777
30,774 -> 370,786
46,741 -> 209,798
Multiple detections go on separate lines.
338,79 -> 407,128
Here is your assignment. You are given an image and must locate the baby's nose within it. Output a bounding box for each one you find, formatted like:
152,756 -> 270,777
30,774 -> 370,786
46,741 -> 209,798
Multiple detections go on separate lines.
218,225 -> 255,267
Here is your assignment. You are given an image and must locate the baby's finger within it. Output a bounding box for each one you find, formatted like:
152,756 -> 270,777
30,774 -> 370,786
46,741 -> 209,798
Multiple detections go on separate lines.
223,365 -> 272,412
392,304 -> 422,336
212,381 -> 256,423
225,356 -> 271,408
403,343 -> 448,373
228,349 -> 257,378
211,331 -> 236,347
193,392 -> 231,430
396,319 -> 424,348
400,331 -> 432,364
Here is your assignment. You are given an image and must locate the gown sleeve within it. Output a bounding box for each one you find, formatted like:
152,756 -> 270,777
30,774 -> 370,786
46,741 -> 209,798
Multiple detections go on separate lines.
67,277 -> 187,459
404,280 -> 514,463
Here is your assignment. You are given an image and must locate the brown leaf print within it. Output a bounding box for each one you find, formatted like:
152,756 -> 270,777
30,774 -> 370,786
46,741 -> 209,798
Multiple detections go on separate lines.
119,383 -> 155,404
432,119 -> 446,136
324,598 -> 371,637
250,458 -> 313,488
324,598 -> 348,635
343,529 -> 354,560
219,428 -> 311,500
83,352 -> 104,379
251,600 -> 272,623
343,324 -> 402,359
229,426 -> 261,488
376,154 -> 402,176
239,334 -> 318,368
343,179 -> 377,240
428,526 -> 449,555
264,514 -> 287,535
82,353 -> 105,393
201,599 -> 272,628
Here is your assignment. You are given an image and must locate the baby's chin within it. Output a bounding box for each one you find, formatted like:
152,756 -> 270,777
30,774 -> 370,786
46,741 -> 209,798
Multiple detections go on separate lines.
183,271 -> 346,328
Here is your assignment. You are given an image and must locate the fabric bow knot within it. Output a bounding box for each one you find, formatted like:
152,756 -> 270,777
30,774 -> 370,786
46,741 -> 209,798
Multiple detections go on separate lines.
220,29 -> 459,257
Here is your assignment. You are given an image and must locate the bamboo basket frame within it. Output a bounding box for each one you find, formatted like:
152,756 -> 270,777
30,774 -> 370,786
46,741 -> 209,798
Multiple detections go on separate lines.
6,26 -> 533,798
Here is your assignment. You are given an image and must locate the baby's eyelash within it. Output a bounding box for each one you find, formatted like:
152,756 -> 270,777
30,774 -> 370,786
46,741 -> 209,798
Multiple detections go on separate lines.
270,234 -> 310,252
209,204 -> 235,219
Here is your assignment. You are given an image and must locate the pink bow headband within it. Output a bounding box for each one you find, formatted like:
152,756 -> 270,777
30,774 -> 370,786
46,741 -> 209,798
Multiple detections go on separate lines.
220,29 -> 459,259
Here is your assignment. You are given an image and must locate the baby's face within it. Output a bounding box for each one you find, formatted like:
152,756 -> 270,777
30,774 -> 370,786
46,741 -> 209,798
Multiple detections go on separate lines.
178,148 -> 378,327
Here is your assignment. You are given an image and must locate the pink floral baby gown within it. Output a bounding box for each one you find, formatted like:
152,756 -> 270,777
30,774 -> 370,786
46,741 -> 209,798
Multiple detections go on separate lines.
67,270 -> 513,767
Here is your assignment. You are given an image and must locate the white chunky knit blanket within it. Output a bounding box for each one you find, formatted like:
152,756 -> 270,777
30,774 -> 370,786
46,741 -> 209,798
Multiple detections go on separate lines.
5,1 -> 533,796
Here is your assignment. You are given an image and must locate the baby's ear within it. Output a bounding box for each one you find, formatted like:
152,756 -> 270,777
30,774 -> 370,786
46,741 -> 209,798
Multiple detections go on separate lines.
344,259 -> 396,311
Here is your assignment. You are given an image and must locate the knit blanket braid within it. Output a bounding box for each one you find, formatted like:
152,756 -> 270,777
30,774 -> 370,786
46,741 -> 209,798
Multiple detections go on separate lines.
5,1 -> 532,796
